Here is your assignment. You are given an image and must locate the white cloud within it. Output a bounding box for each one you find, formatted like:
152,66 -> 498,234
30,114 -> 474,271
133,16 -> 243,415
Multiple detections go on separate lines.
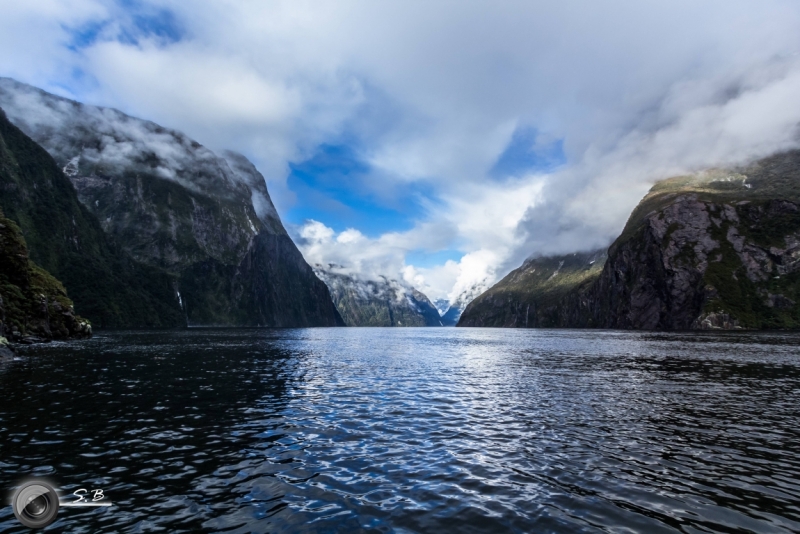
295,218 -> 459,299
509,55 -> 800,272
294,176 -> 545,301
0,0 -> 108,87
2,0 -> 800,306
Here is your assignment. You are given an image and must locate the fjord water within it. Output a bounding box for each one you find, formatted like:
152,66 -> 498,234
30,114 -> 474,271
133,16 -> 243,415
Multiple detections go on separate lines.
1,329 -> 799,533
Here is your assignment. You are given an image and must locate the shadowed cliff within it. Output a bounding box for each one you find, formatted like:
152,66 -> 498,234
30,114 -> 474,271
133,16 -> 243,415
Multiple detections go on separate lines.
0,208 -> 92,341
0,79 -> 343,327
0,107 -> 185,328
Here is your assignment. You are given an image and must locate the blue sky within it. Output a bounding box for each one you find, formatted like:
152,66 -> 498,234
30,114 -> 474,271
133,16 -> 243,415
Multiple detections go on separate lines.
490,127 -> 566,178
285,128 -> 567,233
68,0 -> 184,50
285,144 -> 426,236
285,143 -> 442,270
283,129 -> 566,268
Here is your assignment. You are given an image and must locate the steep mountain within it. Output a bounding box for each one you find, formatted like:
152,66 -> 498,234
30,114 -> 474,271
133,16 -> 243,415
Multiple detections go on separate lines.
0,107 -> 184,328
460,149 -> 800,330
0,78 -> 343,327
433,298 -> 451,317
314,268 -> 443,326
458,249 -> 606,327
0,209 -> 91,341
439,283 -> 487,326
439,303 -> 463,326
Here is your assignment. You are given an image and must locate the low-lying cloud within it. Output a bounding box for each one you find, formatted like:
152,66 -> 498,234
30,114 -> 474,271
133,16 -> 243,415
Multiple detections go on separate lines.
0,77 -> 285,229
295,175 -> 546,302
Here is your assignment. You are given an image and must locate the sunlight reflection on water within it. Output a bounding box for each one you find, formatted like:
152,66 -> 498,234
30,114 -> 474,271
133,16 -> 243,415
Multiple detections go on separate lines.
1,328 -> 799,533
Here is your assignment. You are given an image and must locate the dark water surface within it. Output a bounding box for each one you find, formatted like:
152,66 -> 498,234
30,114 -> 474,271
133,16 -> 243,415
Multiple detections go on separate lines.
1,329 -> 800,533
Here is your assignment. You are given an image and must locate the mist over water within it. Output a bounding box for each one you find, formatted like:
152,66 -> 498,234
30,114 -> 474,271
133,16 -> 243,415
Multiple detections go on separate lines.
1,329 -> 799,533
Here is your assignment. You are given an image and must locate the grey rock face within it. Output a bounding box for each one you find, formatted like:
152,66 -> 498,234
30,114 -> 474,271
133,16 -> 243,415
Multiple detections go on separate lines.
0,78 -> 282,271
568,196 -> 800,330
591,195 -> 719,329
0,78 -> 342,327
462,149 -> 800,330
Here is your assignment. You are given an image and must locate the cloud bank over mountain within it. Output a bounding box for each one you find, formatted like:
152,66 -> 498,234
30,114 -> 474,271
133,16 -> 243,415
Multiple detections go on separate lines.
2,0 -> 799,303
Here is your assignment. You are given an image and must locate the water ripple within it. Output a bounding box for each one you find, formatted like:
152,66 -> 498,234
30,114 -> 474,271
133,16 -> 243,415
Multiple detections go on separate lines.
1,329 -> 800,532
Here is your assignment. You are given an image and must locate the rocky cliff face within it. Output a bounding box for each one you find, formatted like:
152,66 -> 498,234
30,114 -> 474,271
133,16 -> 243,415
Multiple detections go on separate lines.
0,78 -> 342,327
0,106 -> 184,328
460,150 -> 800,330
0,209 -> 91,342
314,268 -> 442,326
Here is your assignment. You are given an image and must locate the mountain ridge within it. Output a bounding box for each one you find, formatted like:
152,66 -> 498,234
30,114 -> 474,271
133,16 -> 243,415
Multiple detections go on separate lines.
460,149 -> 800,330
0,105 -> 186,328
458,249 -> 607,327
0,78 -> 343,328
314,267 -> 443,327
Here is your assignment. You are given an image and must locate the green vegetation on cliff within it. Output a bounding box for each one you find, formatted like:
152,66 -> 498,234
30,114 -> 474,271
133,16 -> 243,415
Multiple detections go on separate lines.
0,108 -> 184,328
0,209 -> 91,340
458,250 -> 606,327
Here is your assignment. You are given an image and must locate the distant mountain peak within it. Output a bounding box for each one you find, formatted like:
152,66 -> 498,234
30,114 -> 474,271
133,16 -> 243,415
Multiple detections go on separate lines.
313,267 -> 443,327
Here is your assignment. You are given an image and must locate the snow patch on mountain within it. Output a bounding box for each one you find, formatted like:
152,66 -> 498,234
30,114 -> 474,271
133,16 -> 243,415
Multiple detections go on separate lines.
313,265 -> 443,327
0,77 -> 284,233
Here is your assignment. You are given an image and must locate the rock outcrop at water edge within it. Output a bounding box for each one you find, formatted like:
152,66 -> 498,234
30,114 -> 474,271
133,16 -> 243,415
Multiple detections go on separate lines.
0,209 -> 91,342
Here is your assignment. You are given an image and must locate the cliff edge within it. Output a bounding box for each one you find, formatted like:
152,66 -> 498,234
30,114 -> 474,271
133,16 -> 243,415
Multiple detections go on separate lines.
460,150 -> 800,330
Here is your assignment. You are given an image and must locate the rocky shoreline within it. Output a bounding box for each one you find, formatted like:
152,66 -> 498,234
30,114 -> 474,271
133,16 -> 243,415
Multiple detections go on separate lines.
0,212 -> 93,345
